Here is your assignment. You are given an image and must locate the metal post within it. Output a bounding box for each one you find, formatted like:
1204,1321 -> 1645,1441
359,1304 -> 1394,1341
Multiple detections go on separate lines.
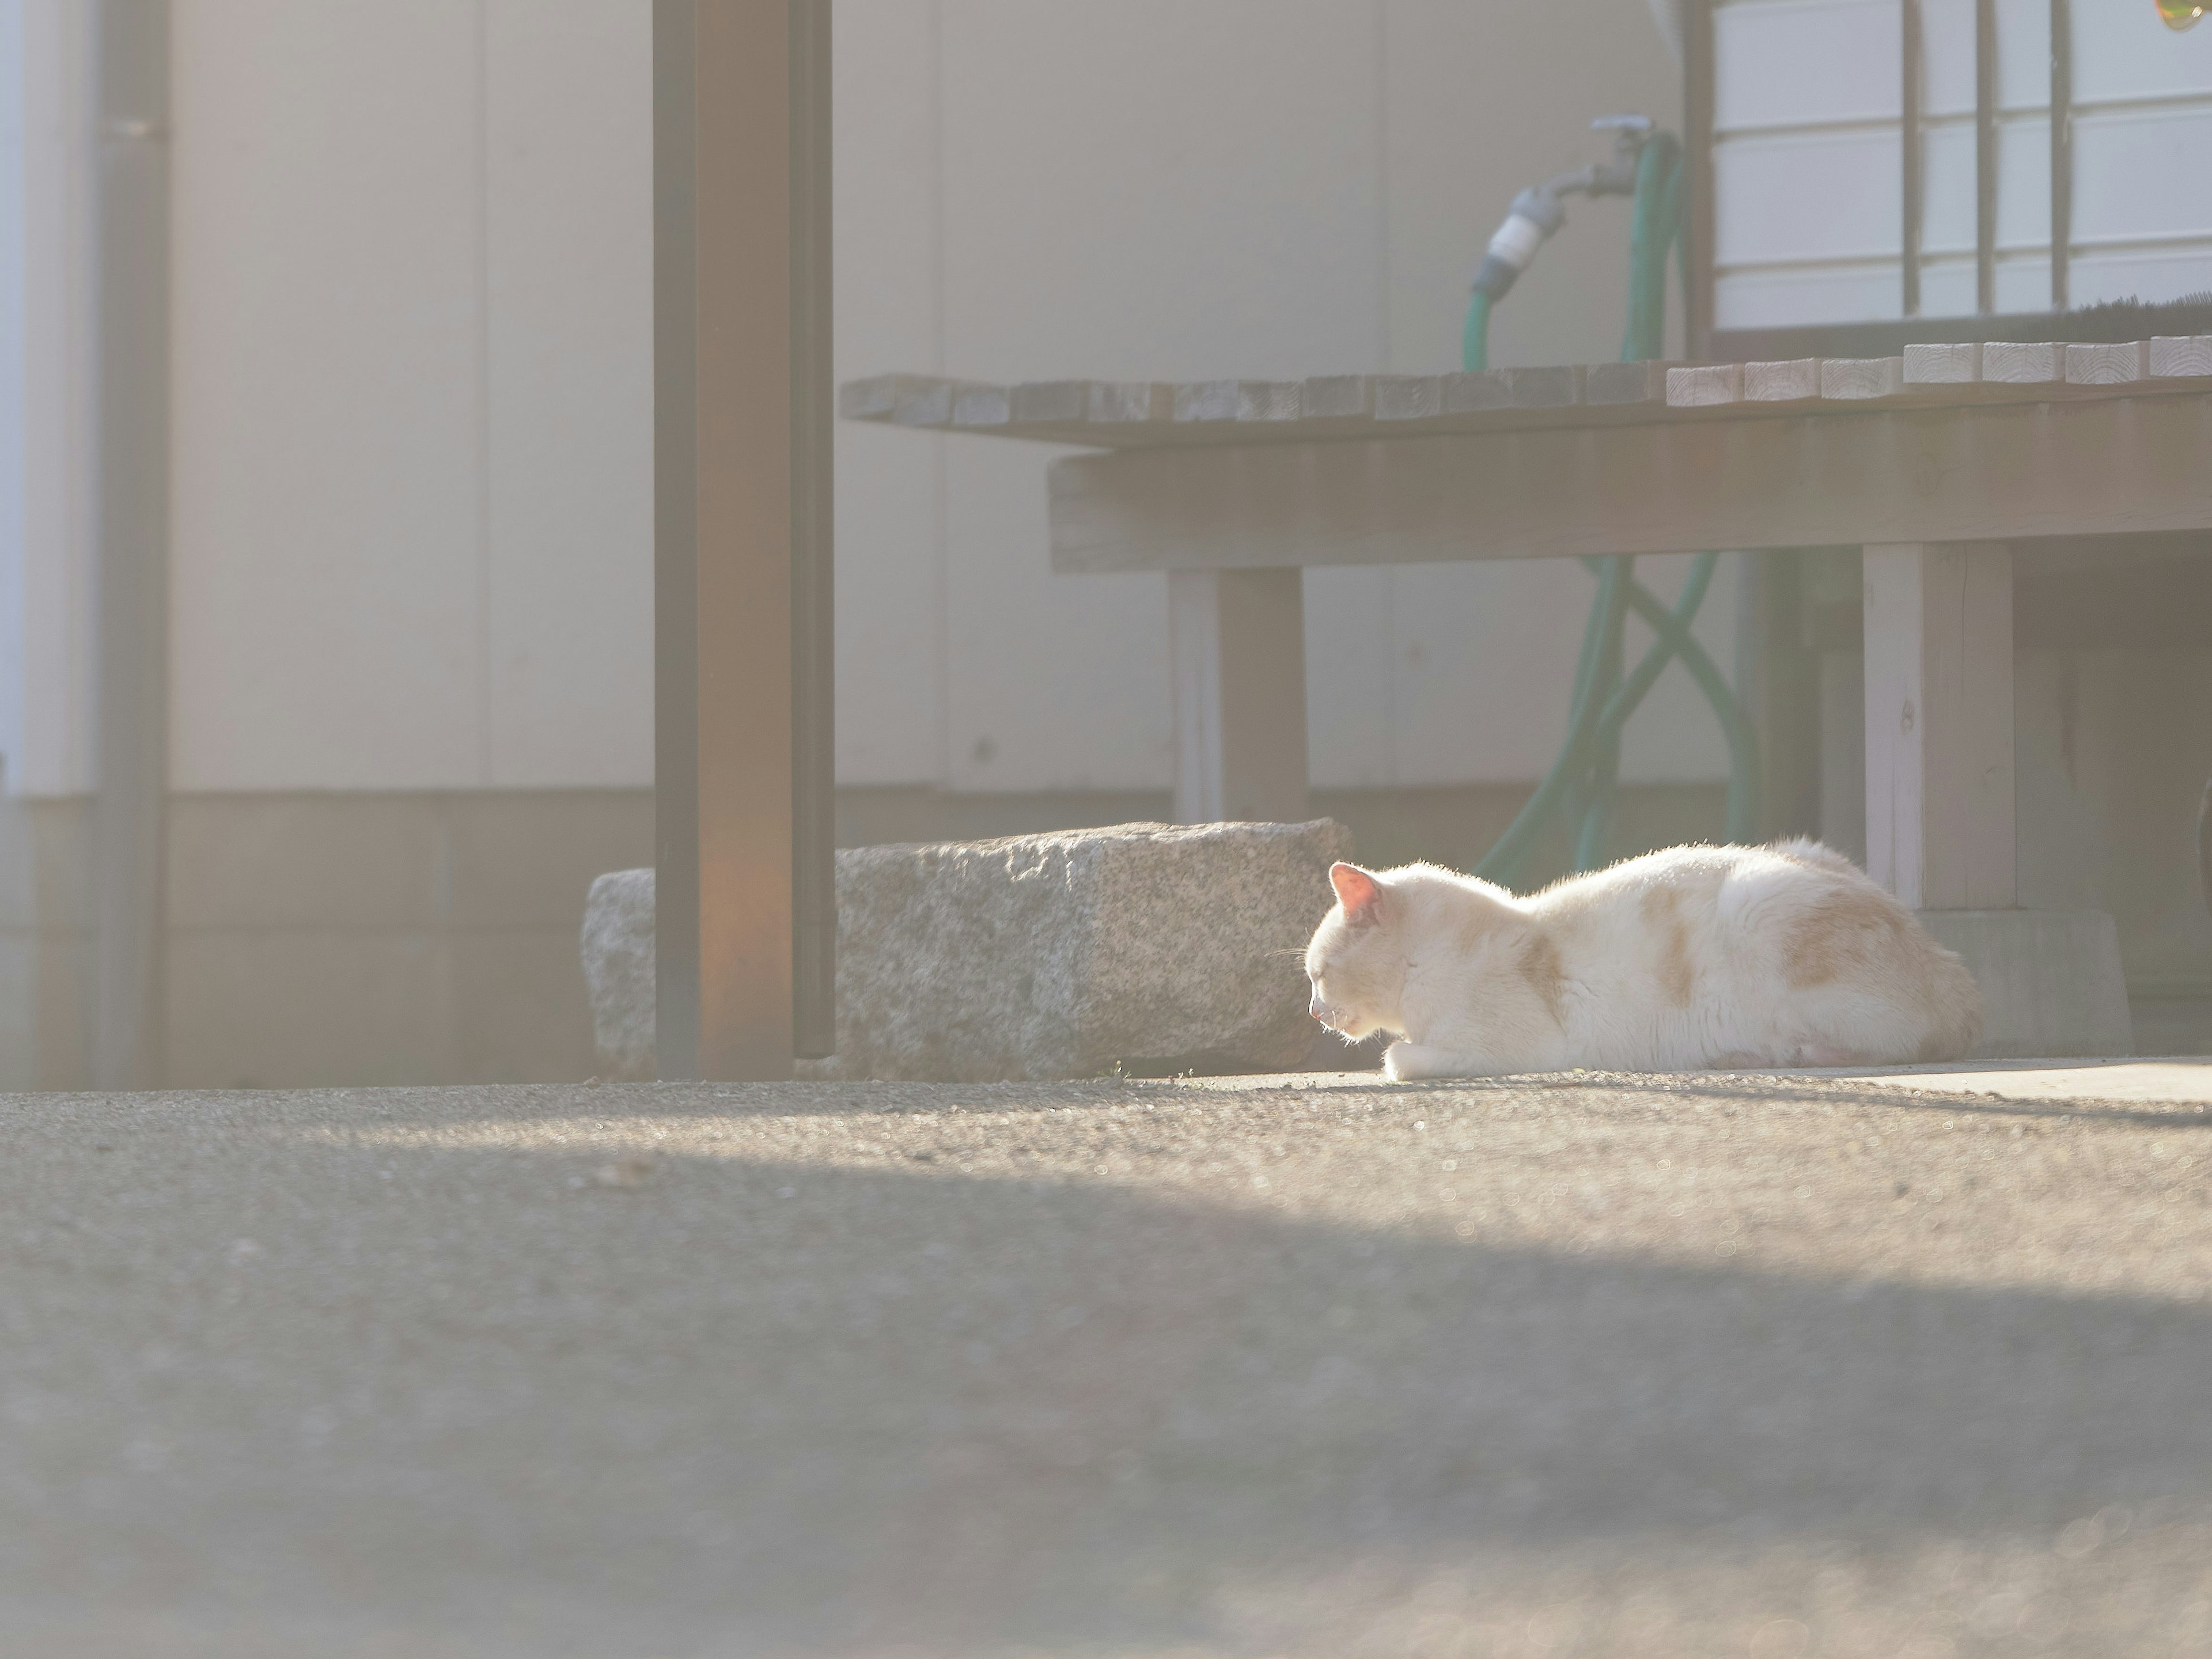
790,0 -> 835,1062
1902,0 -> 1923,317
1974,0 -> 1996,314
90,0 -> 168,1092
1683,0 -> 1716,359
654,0 -> 833,1080
2050,0 -> 2072,310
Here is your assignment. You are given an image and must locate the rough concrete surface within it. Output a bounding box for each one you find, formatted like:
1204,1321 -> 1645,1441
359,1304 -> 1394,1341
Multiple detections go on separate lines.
579,870 -> 657,1080
583,820 -> 1355,1082
7,1069 -> 2212,1657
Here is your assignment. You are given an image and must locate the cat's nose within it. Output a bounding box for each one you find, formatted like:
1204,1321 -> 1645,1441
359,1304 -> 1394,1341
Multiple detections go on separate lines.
1309,990 -> 1330,1022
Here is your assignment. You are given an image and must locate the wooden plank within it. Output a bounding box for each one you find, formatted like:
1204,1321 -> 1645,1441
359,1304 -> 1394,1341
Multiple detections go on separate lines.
1507,365 -> 1582,409
890,377 -> 988,427
1862,543 -> 2014,911
1666,362 -> 1743,406
1301,374 -> 1374,418
1374,375 -> 1444,421
2063,340 -> 2149,387
1046,392 -> 2212,573
1441,370 -> 1511,415
950,381 -> 1013,429
1089,381 -> 1172,423
1979,340 -> 2062,385
839,372 -> 933,420
1010,380 -> 1090,424
1743,358 -> 1821,403
1584,359 -> 1673,406
1174,381 -> 1239,422
1819,356 -> 1906,400
2150,336 -> 2212,378
1235,380 -> 1302,422
1167,569 -> 1309,825
1902,342 -> 1980,385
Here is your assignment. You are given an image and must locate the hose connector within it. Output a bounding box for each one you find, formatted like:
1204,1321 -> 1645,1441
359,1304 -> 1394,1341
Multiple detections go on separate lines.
1472,184 -> 1567,301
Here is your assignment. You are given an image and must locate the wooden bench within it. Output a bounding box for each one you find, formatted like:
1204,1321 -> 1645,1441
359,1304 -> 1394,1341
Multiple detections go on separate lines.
844,340 -> 2212,1055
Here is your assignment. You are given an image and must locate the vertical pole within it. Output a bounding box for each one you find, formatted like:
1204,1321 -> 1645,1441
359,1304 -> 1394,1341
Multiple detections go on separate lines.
1734,550 -> 1820,842
1902,0 -> 1923,317
789,0 -> 835,1060
90,0 -> 168,1092
1974,0 -> 1996,315
1863,543 -> 2014,912
2050,0 -> 2072,310
1682,0 -> 1716,359
657,0 -> 825,1080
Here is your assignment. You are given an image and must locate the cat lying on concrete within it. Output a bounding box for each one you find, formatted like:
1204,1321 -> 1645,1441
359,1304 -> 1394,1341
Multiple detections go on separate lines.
1305,841 -> 1981,1081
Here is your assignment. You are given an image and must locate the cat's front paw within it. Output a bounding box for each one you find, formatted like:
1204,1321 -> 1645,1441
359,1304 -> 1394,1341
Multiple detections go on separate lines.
1385,1041 -> 1500,1081
1383,1041 -> 1441,1082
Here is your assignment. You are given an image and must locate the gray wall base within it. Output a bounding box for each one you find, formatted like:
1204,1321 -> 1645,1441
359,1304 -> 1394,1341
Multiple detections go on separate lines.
1919,909 -> 2133,1059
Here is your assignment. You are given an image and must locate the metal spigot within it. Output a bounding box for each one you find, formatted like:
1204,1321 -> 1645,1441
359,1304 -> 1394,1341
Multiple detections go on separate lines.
1472,115 -> 1657,302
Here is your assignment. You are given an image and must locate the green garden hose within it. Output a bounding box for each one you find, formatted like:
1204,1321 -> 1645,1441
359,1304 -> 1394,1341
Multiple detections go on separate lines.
1462,128 -> 1760,886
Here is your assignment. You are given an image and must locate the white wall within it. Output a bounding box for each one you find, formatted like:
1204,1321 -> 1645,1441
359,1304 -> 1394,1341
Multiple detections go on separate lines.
2,0 -> 96,800
835,0 -> 1734,798
0,0 -> 24,796
10,0 -> 1731,804
168,0 -> 653,792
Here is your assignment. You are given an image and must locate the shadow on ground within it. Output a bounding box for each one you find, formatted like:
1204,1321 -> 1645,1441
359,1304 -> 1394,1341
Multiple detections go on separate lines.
4,1086 -> 2211,1657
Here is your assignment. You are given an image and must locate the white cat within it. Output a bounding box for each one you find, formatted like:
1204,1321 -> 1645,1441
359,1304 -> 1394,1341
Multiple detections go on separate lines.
1305,841 -> 1982,1081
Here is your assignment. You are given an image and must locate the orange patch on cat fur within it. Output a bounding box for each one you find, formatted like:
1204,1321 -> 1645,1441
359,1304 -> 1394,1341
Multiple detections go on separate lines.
1517,931 -> 1566,1025
1642,886 -> 1695,1007
1786,889 -> 1908,989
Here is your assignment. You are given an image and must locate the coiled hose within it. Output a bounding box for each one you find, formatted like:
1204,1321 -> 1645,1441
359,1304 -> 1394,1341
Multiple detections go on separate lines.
1462,132 -> 1760,886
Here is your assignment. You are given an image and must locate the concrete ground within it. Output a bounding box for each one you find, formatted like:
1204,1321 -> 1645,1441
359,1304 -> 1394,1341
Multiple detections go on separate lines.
6,1065 -> 2212,1658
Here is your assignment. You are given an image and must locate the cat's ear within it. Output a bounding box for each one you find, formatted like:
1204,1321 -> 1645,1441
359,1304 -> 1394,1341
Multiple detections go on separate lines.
1330,862 -> 1385,926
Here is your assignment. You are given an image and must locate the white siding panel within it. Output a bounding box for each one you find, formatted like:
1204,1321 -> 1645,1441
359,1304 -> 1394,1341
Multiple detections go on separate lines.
2070,248 -> 2212,307
935,0 -> 1385,793
1382,0 -> 1685,373
1921,0 -> 2047,116
1993,253 -> 2056,312
1914,254 -> 2054,316
1919,0 -> 1975,116
940,440 -> 1169,792
1919,120 -> 1974,256
170,1 -> 486,791
1920,116 -> 2048,256
1715,128 -> 1902,267
1916,259 -> 1975,317
2072,105 -> 2212,248
1714,0 -> 1899,132
1616,552 -> 1737,785
833,0 -> 945,787
2073,6 -> 2212,104
1306,567 -> 1397,790
1387,561 -> 1593,787
0,0 -> 25,796
1369,0 -> 1690,789
1992,0 -> 2050,112
1715,264 -> 1900,326
13,0 -> 92,798
483,0 -> 654,789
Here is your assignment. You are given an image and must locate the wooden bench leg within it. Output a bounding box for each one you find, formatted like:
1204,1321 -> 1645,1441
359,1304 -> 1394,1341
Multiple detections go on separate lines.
1168,569 -> 1310,825
1862,541 -> 2132,1055
1862,541 -> 2016,908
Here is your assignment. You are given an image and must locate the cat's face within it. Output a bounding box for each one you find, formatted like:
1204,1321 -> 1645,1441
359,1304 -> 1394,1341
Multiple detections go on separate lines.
1304,862 -> 1406,1040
